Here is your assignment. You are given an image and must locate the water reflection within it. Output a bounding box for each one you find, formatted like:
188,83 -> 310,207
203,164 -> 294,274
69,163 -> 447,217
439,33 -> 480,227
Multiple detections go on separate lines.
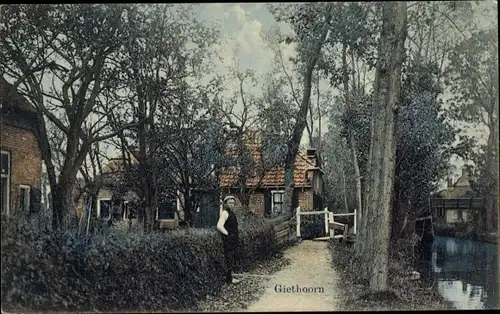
419,236 -> 499,309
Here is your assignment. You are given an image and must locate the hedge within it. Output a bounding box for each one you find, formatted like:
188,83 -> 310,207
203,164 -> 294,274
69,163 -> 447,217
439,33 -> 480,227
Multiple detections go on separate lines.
233,208 -> 281,271
1,209 -> 280,312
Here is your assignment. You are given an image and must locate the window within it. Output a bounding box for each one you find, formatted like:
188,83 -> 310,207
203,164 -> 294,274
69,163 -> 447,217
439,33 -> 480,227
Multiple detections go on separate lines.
452,210 -> 458,220
98,199 -> 111,219
1,151 -> 10,177
18,185 -> 30,211
1,151 -> 10,215
439,208 -> 444,217
1,177 -> 8,215
271,191 -> 284,217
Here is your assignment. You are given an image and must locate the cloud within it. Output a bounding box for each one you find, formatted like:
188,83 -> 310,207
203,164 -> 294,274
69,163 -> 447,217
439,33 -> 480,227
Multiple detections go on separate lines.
230,5 -> 265,52
232,4 -> 246,24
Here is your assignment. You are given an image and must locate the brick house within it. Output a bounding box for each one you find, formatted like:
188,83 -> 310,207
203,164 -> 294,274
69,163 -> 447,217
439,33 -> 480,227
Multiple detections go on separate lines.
219,137 -> 324,218
1,78 -> 42,217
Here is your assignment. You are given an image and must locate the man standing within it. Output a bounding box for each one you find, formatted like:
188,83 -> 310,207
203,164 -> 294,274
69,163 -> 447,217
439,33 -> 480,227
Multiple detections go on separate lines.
217,195 -> 240,284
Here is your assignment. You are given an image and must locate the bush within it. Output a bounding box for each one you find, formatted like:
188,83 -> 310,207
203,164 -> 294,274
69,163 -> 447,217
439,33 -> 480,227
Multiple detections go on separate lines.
1,210 -> 281,312
233,209 -> 280,271
1,217 -> 225,312
300,214 -> 326,239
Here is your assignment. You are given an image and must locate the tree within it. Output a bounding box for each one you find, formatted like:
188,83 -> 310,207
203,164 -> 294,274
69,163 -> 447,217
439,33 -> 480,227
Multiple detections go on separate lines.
445,25 -> 499,232
288,2 -> 379,230
214,65 -> 287,213
391,62 -> 456,240
322,121 -> 354,214
153,87 -> 227,227
361,2 -> 408,292
268,2 -> 334,219
1,4 -> 149,229
97,4 -> 219,231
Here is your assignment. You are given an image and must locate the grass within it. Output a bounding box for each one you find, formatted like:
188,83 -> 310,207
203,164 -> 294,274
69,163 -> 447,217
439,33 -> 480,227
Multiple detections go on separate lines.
328,239 -> 455,311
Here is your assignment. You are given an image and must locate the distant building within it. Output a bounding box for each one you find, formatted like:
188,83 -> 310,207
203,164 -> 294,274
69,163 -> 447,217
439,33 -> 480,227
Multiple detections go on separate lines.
1,78 -> 42,217
220,132 -> 324,218
432,165 -> 484,226
86,153 -> 183,230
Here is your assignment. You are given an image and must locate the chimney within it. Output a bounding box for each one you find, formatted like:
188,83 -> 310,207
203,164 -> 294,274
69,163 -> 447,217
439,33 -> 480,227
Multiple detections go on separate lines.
461,166 -> 467,177
307,148 -> 317,166
462,165 -> 473,177
447,177 -> 453,187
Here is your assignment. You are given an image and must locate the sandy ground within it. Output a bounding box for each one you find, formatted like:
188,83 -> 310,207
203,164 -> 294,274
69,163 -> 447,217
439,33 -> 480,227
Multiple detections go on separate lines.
243,240 -> 341,312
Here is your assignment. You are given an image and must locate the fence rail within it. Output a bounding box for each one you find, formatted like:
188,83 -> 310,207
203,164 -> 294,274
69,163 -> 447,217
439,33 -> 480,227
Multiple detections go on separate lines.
295,206 -> 357,238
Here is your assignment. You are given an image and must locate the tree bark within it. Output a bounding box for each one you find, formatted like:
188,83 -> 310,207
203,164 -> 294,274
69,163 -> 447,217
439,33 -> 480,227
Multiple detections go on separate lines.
341,167 -> 349,213
138,105 -> 156,232
363,2 -> 408,292
32,115 -> 59,229
485,95 -> 499,233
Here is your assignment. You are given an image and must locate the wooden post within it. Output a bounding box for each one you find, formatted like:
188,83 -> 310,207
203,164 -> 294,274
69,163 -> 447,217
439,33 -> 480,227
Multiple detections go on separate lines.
86,197 -> 92,236
296,206 -> 301,238
329,212 -> 334,238
324,207 -> 329,235
354,208 -> 357,235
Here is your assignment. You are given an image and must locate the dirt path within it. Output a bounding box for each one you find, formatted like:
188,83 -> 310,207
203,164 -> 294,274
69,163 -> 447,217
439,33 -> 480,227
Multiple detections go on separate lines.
243,240 -> 341,312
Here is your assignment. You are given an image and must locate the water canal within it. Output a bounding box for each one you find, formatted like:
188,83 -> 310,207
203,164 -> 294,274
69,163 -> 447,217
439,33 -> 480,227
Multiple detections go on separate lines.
419,236 -> 499,309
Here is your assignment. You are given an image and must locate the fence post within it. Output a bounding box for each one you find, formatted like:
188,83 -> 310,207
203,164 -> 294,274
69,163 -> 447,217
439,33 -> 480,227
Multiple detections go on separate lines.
354,208 -> 357,235
324,207 -> 329,235
296,206 -> 301,238
329,212 -> 334,238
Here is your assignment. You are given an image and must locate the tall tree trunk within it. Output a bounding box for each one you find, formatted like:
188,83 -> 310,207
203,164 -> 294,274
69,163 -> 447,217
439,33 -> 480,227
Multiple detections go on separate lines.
53,138 -> 88,229
316,74 -> 322,154
138,98 -> 155,232
485,97 -> 499,233
341,166 -> 349,212
364,2 -> 408,292
283,7 -> 332,220
341,42 -> 363,237
33,115 -> 59,229
183,186 -> 193,226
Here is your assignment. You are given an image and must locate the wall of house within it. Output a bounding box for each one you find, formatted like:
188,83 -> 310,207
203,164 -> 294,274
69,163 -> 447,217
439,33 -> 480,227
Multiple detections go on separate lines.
446,209 -> 471,224
219,191 -> 264,216
97,188 -> 113,200
1,121 -> 42,215
221,188 -> 316,216
312,171 -> 323,195
298,189 -> 313,211
445,209 -> 471,224
248,192 -> 265,216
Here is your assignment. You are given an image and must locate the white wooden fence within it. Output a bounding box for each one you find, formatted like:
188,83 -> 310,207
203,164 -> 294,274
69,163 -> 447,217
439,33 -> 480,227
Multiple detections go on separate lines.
296,206 -> 357,238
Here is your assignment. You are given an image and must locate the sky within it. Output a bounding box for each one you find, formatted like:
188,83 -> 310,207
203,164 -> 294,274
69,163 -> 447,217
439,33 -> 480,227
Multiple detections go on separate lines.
192,3 -> 331,147
191,2 -> 496,186
28,2 -> 494,186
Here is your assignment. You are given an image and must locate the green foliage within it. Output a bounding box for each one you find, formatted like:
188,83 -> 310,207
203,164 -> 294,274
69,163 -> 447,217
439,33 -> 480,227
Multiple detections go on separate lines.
395,62 -> 457,214
233,209 -> 281,270
1,212 -> 280,312
445,27 -> 498,125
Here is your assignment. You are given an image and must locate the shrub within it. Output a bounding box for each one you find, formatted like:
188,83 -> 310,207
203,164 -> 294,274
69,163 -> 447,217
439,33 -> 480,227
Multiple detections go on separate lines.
1,209 -> 282,312
1,216 -> 225,312
233,209 -> 280,271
